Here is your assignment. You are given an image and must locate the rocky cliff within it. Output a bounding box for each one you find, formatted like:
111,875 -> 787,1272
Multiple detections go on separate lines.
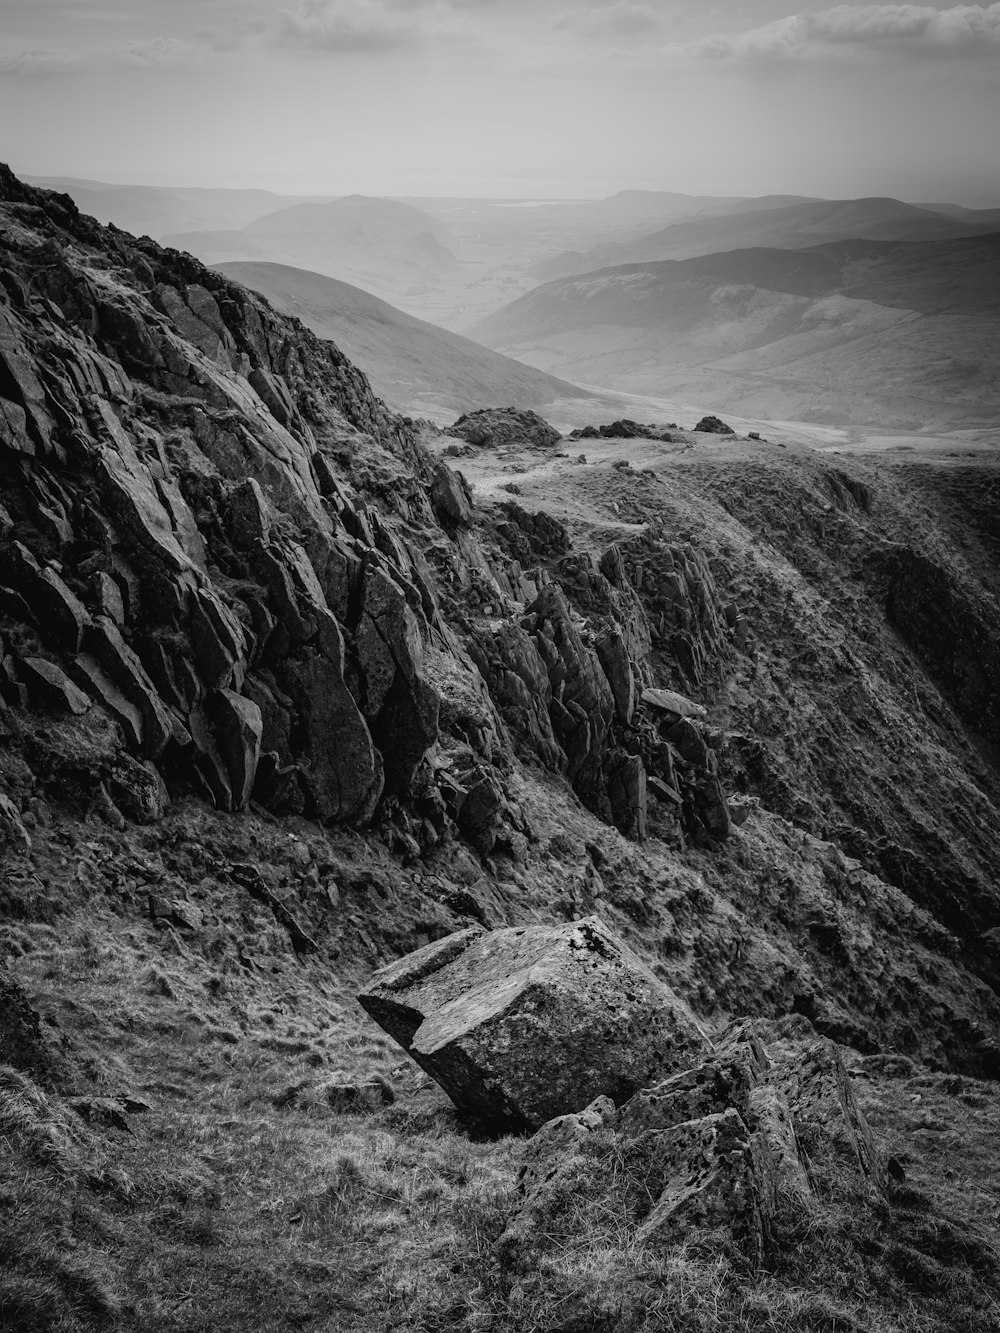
3,163 -> 1000,1076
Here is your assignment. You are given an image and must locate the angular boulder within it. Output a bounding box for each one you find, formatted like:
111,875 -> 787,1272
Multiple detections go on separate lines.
358,916 -> 708,1130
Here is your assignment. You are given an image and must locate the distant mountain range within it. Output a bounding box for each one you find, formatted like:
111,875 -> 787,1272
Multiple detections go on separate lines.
27,177 -> 1000,338
168,196 -> 460,310
470,233 -> 1000,429
22,175 -> 315,238
217,260 -> 590,422
531,196 -> 1000,281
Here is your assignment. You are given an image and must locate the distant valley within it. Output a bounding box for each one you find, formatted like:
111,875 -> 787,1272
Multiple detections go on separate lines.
471,234 -> 1000,429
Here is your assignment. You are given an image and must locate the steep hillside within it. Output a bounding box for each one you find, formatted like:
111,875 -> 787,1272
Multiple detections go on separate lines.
533,195 -> 997,281
216,260 -> 591,422
470,235 -> 1000,428
2,167 -> 1000,1332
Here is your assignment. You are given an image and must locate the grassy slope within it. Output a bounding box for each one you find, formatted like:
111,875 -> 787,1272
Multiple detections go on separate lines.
3,805 -> 1000,1333
217,261 -> 588,423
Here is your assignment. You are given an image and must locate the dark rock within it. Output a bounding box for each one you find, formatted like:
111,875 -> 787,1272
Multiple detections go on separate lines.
83,617 -> 176,758
19,657 -> 91,715
449,407 -> 561,450
0,792 -> 31,855
106,754 -> 168,823
633,1108 -> 773,1265
596,628 -> 634,725
606,752 -> 647,840
6,543 -> 89,653
211,689 -> 263,811
69,654 -> 144,751
693,415 -> 735,435
67,1096 -> 132,1132
358,916 -> 708,1131
430,461 -> 473,528
0,967 -> 56,1083
149,894 -> 202,933
286,640 -> 384,825
356,565 -> 438,791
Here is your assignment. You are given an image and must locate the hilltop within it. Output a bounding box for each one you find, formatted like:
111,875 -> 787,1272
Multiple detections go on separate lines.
1,166 -> 999,1332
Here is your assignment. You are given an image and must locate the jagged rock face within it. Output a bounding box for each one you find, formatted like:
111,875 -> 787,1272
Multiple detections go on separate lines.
3,165 -> 734,858
357,916 -> 709,1130
468,520 -> 743,845
0,165 -> 463,828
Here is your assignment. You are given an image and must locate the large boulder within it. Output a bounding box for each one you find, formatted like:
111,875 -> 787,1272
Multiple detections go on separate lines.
693,415 -> 735,435
448,407 -> 561,450
357,916 -> 709,1131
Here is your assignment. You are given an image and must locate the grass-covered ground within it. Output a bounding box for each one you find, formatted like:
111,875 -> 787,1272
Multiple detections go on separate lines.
3,801 -> 1000,1333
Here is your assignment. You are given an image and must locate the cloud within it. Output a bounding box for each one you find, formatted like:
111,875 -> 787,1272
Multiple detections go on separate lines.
274,0 -> 479,53
667,3 -> 1000,67
553,2 -> 660,40
0,37 -> 208,77
276,0 -> 419,51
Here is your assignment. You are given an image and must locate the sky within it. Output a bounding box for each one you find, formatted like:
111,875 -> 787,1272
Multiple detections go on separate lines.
1,1 -> 998,204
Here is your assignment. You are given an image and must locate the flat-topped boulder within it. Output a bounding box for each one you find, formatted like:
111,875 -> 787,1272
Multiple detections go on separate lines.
357,915 -> 708,1130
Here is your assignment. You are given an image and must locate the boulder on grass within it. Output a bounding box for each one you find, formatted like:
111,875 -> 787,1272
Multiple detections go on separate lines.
357,915 -> 708,1131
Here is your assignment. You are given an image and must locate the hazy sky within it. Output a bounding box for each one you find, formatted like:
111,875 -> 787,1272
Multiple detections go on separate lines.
2,1 -> 998,203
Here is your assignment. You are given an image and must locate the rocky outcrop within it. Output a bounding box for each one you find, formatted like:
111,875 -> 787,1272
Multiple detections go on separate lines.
568,419 -> 674,441
0,967 -> 58,1085
448,407 -> 561,450
357,916 -> 709,1130
0,164 -> 459,835
499,1021 -> 884,1272
693,415 -> 735,435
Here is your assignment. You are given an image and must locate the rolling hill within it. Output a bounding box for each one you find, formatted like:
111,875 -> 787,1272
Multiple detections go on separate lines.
470,233 -> 1000,429
217,260 -> 591,421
